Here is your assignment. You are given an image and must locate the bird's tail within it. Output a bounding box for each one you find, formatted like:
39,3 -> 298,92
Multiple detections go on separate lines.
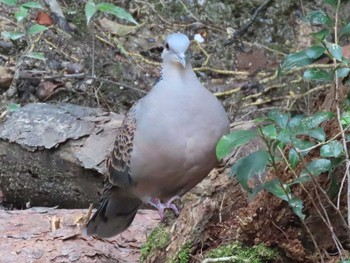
84,187 -> 142,238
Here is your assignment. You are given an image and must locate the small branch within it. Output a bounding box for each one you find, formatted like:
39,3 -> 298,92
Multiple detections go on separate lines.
44,0 -> 73,32
333,0 -> 350,228
224,0 -> 273,45
202,255 -> 247,263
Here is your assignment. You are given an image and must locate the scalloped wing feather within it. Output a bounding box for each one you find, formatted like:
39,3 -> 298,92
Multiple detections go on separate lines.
106,105 -> 137,188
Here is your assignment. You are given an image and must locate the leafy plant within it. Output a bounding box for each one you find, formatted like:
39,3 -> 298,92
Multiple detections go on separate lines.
217,0 -> 350,260
217,110 -> 342,220
279,0 -> 349,82
0,0 -> 48,60
84,0 -> 139,25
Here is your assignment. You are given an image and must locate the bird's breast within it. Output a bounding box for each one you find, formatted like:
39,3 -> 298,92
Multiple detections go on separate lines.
129,86 -> 229,201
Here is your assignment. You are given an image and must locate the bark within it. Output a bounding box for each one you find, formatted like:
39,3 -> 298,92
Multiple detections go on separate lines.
0,103 -> 123,208
0,208 -> 159,263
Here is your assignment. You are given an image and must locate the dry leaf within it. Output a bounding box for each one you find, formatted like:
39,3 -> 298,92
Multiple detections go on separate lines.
35,81 -> 63,101
0,66 -> 13,89
98,18 -> 137,36
35,11 -> 53,26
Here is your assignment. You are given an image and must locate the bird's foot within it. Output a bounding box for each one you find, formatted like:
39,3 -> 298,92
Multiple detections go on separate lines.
148,196 -> 181,221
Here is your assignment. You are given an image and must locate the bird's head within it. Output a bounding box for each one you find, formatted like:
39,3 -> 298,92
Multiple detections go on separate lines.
161,33 -> 190,68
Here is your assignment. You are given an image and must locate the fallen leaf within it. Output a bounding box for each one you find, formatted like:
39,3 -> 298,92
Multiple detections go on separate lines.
64,63 -> 83,74
0,66 -> 13,89
35,81 -> 63,101
98,18 -> 137,36
36,11 -> 53,26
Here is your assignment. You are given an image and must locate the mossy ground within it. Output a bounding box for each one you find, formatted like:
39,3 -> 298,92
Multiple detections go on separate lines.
205,242 -> 278,263
140,224 -> 170,262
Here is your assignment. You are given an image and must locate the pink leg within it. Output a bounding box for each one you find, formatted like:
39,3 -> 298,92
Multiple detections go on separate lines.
148,196 -> 181,221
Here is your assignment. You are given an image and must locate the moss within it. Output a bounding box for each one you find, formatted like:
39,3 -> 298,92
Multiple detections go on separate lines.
140,224 -> 170,262
169,242 -> 191,263
205,242 -> 278,263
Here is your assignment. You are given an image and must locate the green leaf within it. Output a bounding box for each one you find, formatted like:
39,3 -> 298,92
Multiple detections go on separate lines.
327,43 -> 343,61
341,112 -> 350,126
260,124 -> 277,139
303,127 -> 326,142
27,24 -> 48,35
7,103 -> 20,112
0,0 -> 17,5
280,50 -> 317,72
289,148 -> 300,168
336,68 -> 350,78
22,2 -> 43,8
288,115 -> 305,128
289,198 -> 305,220
292,138 -> 315,154
1,31 -> 25,40
85,0 -> 96,25
288,174 -> 312,186
304,10 -> 332,26
231,150 -> 269,192
97,3 -> 138,25
306,46 -> 326,59
24,52 -> 46,61
277,129 -> 292,144
264,180 -> 305,219
264,179 -> 290,202
294,112 -> 334,132
300,159 -> 331,177
312,28 -> 330,41
15,6 -> 29,22
322,0 -> 337,7
268,111 -> 289,129
216,129 -> 257,159
340,23 -> 350,37
320,141 -> 344,157
303,69 -> 333,81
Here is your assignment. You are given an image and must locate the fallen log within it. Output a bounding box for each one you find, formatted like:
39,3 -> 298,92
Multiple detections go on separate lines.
0,208 -> 159,262
0,103 -> 123,208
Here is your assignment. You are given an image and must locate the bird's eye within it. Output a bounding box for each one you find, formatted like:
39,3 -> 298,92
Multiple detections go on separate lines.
165,43 -> 169,50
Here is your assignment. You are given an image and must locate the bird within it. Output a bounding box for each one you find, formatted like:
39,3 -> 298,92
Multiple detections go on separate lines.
85,32 -> 230,238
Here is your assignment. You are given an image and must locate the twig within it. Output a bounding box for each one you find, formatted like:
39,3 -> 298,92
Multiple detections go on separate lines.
276,146 -> 324,262
297,124 -> 350,153
202,255 -> 245,263
241,84 -> 330,107
224,0 -> 273,46
242,40 -> 287,56
44,38 -> 79,61
218,193 -> 226,223
333,0 -> 350,227
44,0 -> 73,32
194,41 -> 211,66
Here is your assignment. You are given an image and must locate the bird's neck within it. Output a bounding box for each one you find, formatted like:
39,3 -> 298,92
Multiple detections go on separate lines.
160,62 -> 193,81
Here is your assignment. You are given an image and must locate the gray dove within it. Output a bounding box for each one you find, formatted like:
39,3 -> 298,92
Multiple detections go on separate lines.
85,33 -> 229,238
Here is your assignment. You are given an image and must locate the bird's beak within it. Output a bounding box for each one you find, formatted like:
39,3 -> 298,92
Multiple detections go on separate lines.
177,53 -> 186,68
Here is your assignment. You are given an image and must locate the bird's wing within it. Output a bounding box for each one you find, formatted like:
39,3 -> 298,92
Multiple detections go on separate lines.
105,105 -> 137,188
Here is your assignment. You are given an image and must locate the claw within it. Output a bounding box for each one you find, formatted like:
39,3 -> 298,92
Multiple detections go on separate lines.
148,196 -> 181,221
